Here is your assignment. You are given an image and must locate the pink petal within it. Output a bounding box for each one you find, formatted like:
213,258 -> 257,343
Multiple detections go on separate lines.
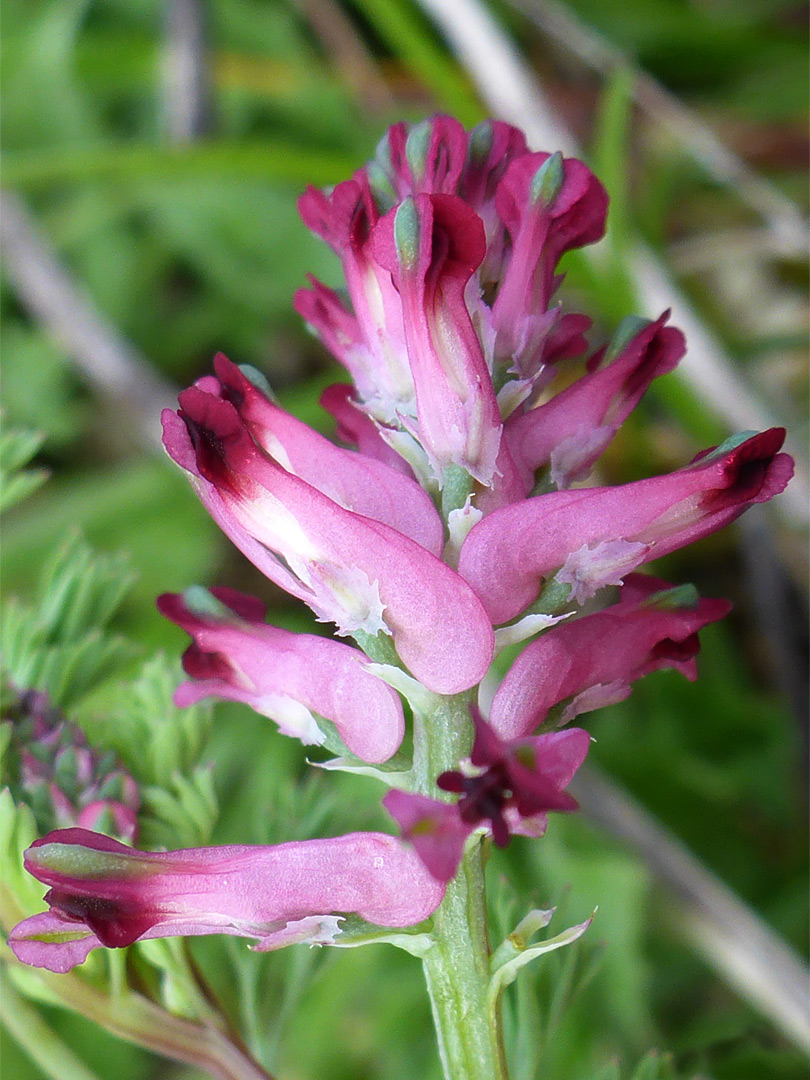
505,313 -> 685,487
164,401 -> 494,695
158,588 -> 405,763
320,384 -> 415,476
489,575 -> 732,737
213,355 -> 443,554
383,791 -> 470,884
458,429 -> 792,624
372,193 -> 503,484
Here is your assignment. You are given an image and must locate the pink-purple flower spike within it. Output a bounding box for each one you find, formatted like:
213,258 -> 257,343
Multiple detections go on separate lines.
12,111 -> 793,994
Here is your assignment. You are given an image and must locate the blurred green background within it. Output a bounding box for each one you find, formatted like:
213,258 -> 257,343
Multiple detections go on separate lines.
1,1 -> 808,1078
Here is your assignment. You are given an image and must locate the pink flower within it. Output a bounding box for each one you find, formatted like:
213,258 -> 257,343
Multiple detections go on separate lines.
320,383 -> 415,476
372,193 -> 503,484
297,178 -> 414,426
297,118 -> 607,494
162,380 -> 494,695
384,711 -> 588,882
381,792 -> 471,885
504,312 -> 686,491
157,586 -> 404,762
459,428 -> 794,623
489,575 -> 732,739
490,152 -> 608,378
8,827 -> 445,973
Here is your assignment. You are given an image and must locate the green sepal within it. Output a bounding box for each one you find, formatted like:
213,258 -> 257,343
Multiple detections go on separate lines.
530,151 -> 564,207
394,198 -> 420,271
237,364 -> 275,400
693,429 -> 758,466
488,907 -> 595,1007
441,463 -> 475,519
604,314 -> 649,363
329,913 -> 435,958
405,119 -> 432,183
310,754 -> 413,790
640,583 -> 700,611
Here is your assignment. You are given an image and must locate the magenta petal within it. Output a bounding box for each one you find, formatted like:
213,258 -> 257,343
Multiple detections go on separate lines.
505,312 -> 685,487
213,355 -> 442,554
519,729 -> 591,789
372,193 -> 503,484
320,384 -> 415,476
489,575 -> 732,738
458,429 -> 793,624
163,400 -> 494,694
383,791 -> 470,883
8,910 -> 101,973
9,828 -> 446,971
158,589 -> 405,762
492,152 -> 608,368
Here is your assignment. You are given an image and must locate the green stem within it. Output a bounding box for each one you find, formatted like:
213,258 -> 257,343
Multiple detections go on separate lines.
413,693 -> 509,1080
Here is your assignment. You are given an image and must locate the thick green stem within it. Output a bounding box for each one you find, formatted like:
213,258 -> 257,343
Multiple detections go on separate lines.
413,692 -> 509,1080
423,843 -> 508,1079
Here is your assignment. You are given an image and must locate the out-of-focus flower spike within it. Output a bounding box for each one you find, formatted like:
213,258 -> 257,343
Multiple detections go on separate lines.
5,690 -> 139,844
489,574 -> 733,739
373,193 -> 503,485
162,397 -> 494,694
157,586 -> 405,763
8,827 -> 445,972
505,312 -> 686,490
458,428 -> 793,623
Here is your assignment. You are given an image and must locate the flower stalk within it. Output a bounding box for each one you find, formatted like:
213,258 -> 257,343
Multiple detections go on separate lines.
412,691 -> 507,1080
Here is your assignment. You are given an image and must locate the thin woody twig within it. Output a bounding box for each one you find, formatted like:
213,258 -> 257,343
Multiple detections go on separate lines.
569,766 -> 810,1054
509,0 -> 809,257
295,0 -> 395,114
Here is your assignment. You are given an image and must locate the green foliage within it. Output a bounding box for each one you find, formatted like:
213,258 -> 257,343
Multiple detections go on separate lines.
1,535 -> 136,710
0,424 -> 49,512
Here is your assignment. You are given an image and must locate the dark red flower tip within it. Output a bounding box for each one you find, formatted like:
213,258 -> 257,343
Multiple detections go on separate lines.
181,642 -> 234,683
177,386 -> 247,489
47,889 -> 160,948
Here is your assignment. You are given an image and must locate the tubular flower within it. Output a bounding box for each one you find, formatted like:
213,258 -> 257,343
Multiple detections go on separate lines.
384,710 -> 589,882
459,428 -> 793,622
157,586 -> 405,762
161,367 -> 494,695
503,312 -> 686,492
9,828 -> 445,974
489,575 -> 732,740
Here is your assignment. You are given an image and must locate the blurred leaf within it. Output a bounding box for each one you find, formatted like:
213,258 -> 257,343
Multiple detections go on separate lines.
0,424 -> 49,512
353,0 -> 482,124
1,535 -> 136,709
3,141 -> 356,192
